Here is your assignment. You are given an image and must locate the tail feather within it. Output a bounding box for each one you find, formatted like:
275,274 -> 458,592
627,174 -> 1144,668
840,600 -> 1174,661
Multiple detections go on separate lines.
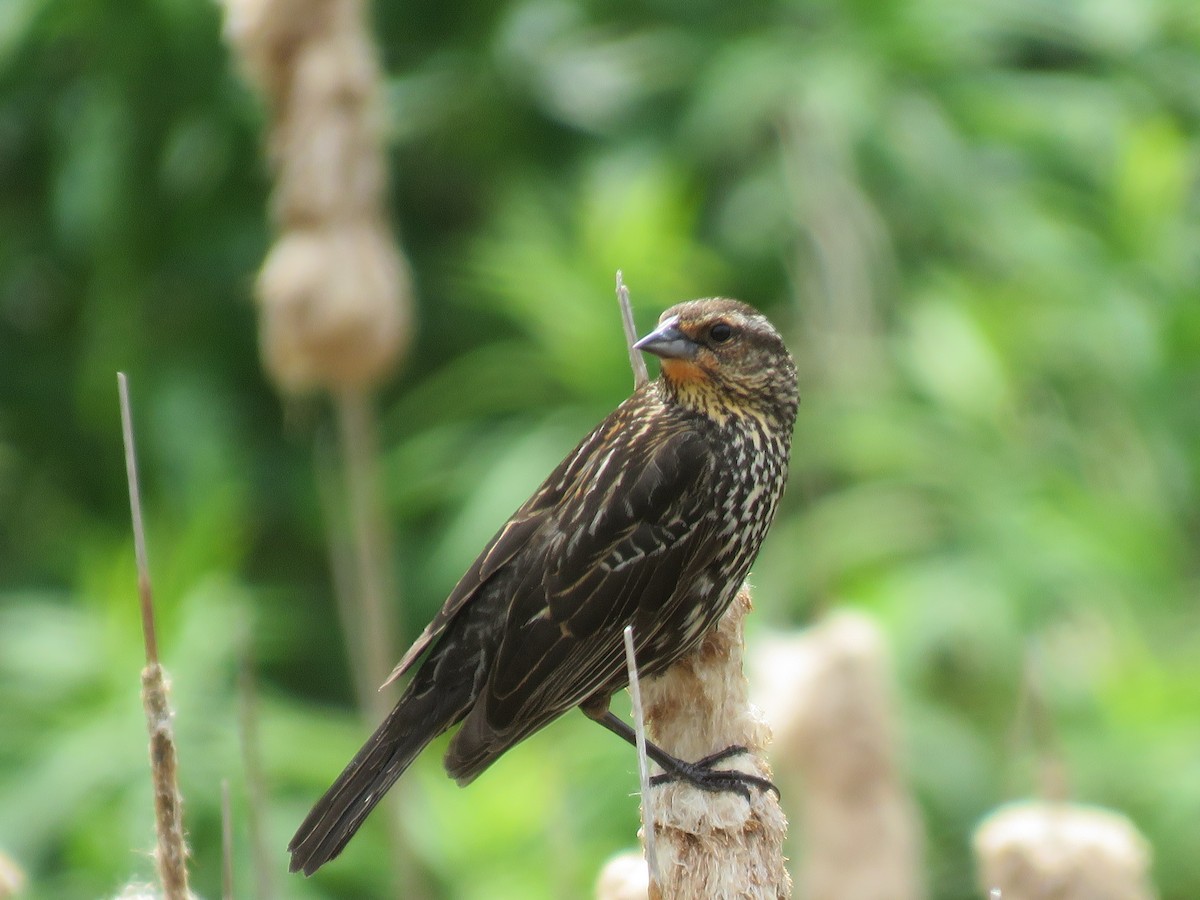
288,688 -> 459,876
444,699 -> 547,786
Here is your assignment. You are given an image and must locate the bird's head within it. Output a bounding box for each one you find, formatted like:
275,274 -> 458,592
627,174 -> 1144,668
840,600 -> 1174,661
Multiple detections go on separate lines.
635,299 -> 798,427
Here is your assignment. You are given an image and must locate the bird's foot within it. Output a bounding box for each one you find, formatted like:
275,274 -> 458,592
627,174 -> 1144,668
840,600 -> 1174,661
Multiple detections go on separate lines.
649,745 -> 780,801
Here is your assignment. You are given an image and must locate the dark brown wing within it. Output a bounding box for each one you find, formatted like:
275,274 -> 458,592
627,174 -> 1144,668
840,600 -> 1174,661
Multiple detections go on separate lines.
383,395 -> 646,688
381,509 -> 547,688
444,423 -> 717,776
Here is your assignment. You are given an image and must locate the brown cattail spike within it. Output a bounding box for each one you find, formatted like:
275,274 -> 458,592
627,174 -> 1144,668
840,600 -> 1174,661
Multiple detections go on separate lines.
754,610 -> 924,900
638,586 -> 791,899
975,802 -> 1155,900
119,374 -> 192,899
0,851 -> 26,899
223,0 -> 414,395
596,851 -> 652,900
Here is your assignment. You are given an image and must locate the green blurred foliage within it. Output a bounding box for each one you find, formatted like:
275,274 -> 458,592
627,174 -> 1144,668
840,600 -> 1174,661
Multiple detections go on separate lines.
2,0 -> 1199,897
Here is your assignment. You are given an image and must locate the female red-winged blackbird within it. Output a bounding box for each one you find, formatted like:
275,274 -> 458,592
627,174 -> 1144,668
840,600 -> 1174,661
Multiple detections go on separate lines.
289,298 -> 798,875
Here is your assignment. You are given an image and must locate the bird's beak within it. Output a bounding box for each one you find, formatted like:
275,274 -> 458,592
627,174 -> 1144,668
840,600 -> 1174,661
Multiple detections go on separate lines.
633,317 -> 699,360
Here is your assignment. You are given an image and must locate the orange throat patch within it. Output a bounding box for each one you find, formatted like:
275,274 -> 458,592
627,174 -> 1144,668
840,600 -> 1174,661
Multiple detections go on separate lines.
661,358 -> 709,385
661,358 -> 730,422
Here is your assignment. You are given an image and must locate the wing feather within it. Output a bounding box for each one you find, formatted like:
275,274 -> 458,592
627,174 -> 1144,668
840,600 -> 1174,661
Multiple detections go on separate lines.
477,426 -> 715,739
382,406 -> 624,687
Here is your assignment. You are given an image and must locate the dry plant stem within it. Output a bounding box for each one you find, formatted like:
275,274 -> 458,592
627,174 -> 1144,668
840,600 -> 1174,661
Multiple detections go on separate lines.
616,271 -> 649,390
1010,646 -> 1070,803
119,373 -> 191,900
335,387 -> 399,697
142,669 -> 190,900
622,626 -> 659,889
640,586 -> 790,899
221,780 -> 234,900
238,650 -> 276,900
337,390 -> 424,895
314,439 -> 374,706
118,373 -> 158,665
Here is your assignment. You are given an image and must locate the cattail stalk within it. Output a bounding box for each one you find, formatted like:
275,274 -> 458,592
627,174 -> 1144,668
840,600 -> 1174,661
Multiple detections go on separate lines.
617,271 -> 649,390
754,610 -> 924,900
119,373 -> 191,900
220,780 -> 234,900
640,586 -> 790,898
334,388 -> 398,697
597,589 -> 790,900
237,647 -> 276,900
622,626 -> 659,889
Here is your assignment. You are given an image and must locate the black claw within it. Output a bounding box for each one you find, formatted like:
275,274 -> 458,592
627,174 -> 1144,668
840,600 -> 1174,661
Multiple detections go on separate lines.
692,745 -> 750,768
648,744 -> 780,800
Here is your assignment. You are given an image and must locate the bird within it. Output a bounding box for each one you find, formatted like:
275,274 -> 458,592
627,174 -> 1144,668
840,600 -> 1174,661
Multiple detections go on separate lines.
288,297 -> 799,875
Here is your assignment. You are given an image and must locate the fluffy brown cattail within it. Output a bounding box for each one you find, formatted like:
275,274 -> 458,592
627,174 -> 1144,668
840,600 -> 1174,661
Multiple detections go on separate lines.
634,585 -> 791,899
595,851 -> 652,900
255,221 -> 411,392
754,610 -> 924,900
0,851 -> 25,899
222,0 -> 412,394
110,884 -> 159,900
974,801 -> 1155,900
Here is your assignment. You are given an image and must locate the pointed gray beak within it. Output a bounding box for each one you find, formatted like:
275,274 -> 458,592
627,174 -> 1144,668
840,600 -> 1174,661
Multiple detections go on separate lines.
633,316 -> 699,360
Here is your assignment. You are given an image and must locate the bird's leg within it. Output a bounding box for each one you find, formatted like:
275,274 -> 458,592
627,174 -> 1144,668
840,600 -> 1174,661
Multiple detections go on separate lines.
583,706 -> 779,801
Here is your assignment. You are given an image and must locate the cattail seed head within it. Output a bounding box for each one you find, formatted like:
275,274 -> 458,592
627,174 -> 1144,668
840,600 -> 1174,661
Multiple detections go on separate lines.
975,801 -> 1155,900
256,222 -> 412,392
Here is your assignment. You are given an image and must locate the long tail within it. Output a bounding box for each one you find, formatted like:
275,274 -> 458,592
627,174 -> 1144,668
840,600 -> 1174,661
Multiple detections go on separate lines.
287,686 -> 463,875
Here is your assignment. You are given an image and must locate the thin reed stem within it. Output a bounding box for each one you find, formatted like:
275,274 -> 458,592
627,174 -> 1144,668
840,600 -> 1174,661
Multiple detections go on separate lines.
118,373 -> 191,900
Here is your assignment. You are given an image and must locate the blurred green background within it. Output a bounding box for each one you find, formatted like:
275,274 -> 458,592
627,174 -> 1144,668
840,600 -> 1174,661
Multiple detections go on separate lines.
2,0 -> 1199,897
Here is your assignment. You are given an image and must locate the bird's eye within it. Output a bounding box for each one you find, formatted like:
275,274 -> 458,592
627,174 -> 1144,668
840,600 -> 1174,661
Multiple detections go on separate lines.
708,322 -> 733,344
